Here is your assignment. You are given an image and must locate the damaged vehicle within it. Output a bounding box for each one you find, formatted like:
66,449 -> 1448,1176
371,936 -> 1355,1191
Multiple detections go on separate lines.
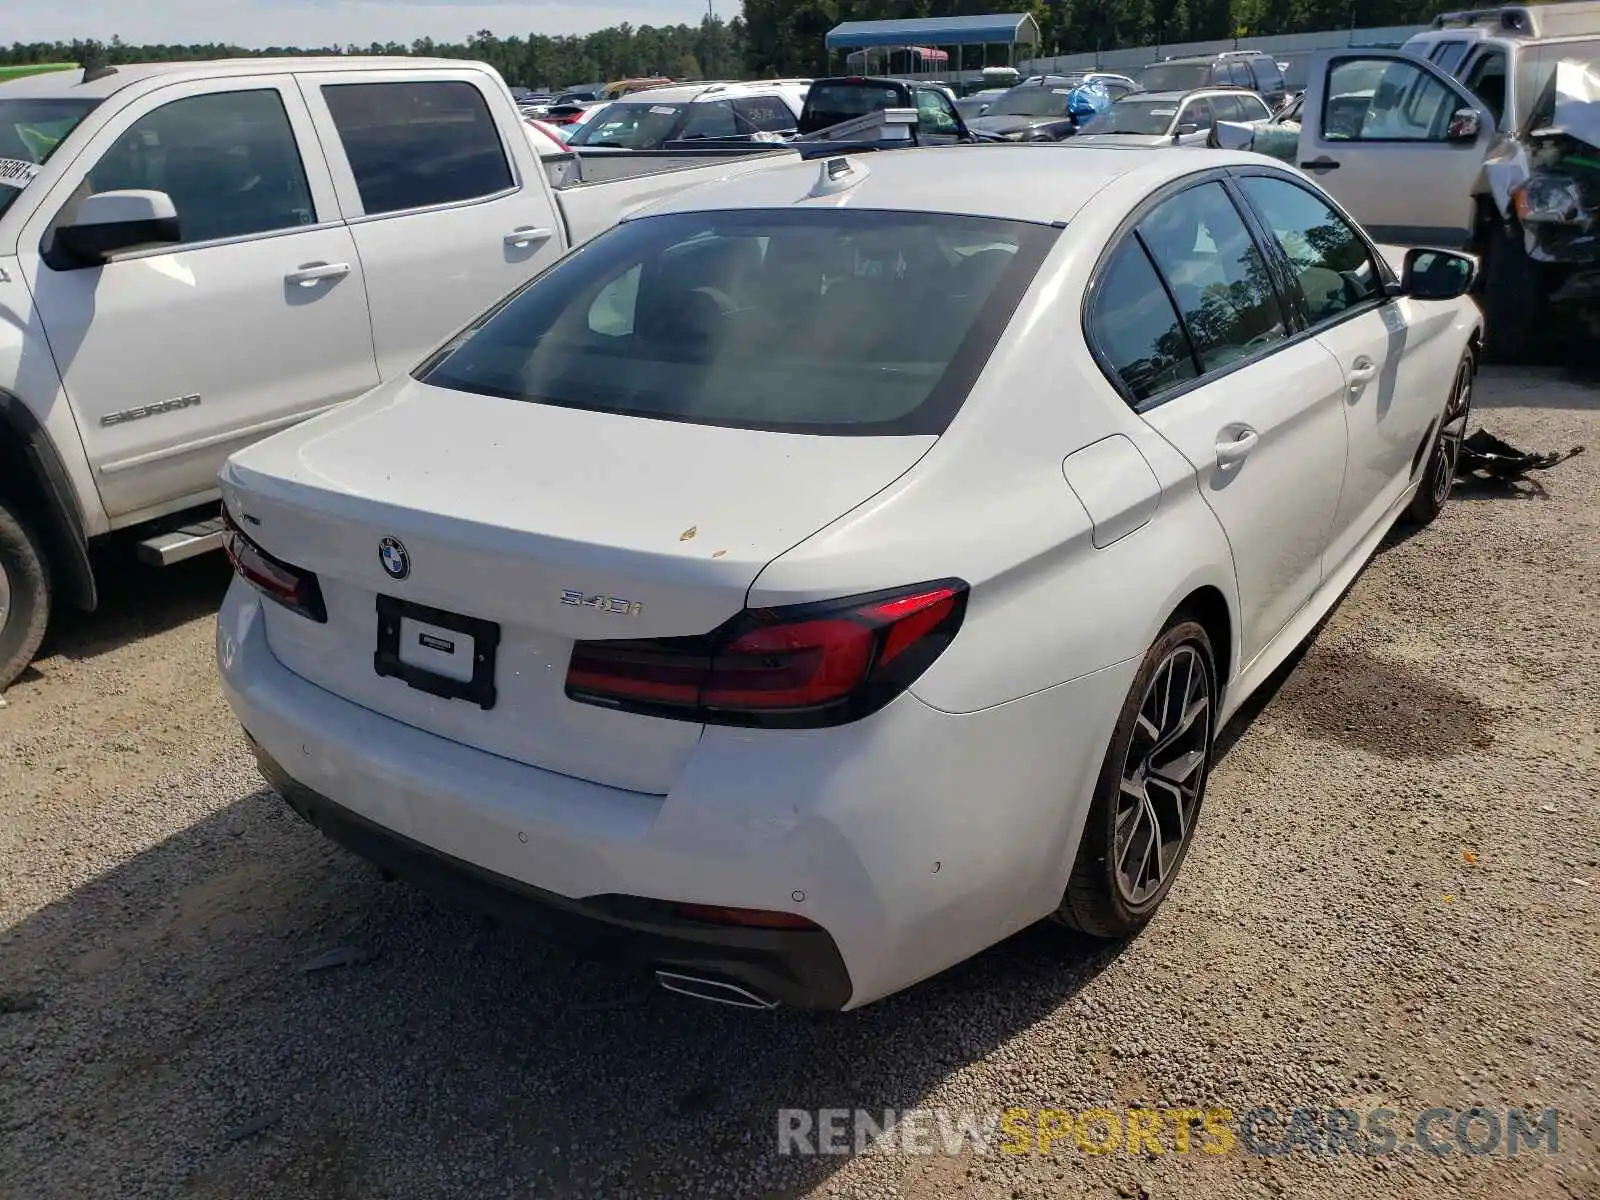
1211,2 -> 1600,360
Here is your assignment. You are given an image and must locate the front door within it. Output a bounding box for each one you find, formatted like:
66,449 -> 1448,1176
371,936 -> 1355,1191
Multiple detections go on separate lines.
1296,50 -> 1493,247
1231,171 -> 1452,573
17,77 -> 379,521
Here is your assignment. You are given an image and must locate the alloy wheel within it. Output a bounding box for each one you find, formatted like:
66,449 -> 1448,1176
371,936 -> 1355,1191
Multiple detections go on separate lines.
1113,643 -> 1212,906
1432,358 -> 1474,506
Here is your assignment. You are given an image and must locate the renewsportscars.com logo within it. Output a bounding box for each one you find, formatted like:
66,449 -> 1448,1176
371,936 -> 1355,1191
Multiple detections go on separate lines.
777,1106 -> 1561,1159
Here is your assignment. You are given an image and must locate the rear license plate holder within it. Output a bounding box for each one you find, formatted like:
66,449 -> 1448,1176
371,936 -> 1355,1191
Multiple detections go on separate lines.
375,594 -> 500,710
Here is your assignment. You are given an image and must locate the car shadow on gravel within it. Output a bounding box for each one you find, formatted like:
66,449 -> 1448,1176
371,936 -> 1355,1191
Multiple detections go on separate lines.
0,785 -> 1128,1199
23,551 -> 232,678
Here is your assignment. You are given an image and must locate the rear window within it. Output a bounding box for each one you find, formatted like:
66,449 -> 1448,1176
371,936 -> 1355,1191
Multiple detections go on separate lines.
420,209 -> 1055,435
1138,62 -> 1212,93
801,82 -> 907,132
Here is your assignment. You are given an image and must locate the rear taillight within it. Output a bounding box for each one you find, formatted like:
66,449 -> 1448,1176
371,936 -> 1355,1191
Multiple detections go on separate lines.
222,509 -> 327,623
566,580 -> 967,728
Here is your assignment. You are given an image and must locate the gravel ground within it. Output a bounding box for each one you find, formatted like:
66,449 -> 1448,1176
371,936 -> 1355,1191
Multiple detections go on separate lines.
0,366 -> 1596,1200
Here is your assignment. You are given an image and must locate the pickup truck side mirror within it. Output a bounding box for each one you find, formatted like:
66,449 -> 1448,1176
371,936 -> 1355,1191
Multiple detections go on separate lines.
1446,107 -> 1481,142
55,190 -> 181,266
1399,247 -> 1477,300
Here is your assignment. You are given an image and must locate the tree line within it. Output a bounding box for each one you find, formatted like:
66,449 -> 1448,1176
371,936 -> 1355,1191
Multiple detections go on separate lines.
0,1 -> 1454,88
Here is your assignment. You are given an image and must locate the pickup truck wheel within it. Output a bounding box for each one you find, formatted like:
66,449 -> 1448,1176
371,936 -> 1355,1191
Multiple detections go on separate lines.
0,501 -> 51,692
1481,223 -> 1548,364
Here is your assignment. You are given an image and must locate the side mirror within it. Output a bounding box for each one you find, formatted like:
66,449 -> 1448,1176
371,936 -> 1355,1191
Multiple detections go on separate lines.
1211,121 -> 1257,150
1175,122 -> 1200,137
55,190 -> 180,266
1446,107 -> 1481,142
1400,247 -> 1477,300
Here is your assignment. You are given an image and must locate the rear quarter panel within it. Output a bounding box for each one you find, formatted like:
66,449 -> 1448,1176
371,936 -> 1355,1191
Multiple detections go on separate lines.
748,184 -> 1241,716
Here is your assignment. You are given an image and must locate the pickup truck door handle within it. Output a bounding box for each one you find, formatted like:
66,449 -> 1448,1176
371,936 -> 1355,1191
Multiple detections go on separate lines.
1215,426 -> 1261,468
1300,156 -> 1340,173
504,226 -> 555,248
285,262 -> 352,287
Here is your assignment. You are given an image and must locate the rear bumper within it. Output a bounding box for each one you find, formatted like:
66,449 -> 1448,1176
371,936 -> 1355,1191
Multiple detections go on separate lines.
218,577 -> 1136,1008
252,743 -> 852,1009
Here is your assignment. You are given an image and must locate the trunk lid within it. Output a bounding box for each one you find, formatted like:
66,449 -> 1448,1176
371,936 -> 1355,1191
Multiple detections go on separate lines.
221,378 -> 933,794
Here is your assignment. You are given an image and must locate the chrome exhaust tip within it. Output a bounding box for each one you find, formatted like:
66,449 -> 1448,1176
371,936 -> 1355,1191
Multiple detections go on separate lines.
655,970 -> 779,1009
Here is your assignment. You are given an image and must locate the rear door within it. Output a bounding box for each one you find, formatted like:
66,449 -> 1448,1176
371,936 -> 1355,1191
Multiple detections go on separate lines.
1296,50 -> 1492,247
297,67 -> 567,377
1087,177 -> 1349,666
16,76 -> 378,521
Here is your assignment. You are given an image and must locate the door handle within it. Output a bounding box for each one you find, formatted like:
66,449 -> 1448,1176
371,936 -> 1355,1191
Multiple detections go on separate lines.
1347,355 -> 1378,390
504,226 -> 555,248
1300,156 -> 1340,172
285,261 -> 351,287
1215,427 -> 1261,468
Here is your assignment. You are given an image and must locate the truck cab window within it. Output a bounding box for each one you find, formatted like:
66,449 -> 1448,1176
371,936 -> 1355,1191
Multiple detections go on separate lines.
79,90 -> 314,246
322,81 -> 513,215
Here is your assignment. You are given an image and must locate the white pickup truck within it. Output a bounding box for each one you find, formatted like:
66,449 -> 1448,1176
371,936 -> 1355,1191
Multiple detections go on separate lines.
0,56 -> 793,687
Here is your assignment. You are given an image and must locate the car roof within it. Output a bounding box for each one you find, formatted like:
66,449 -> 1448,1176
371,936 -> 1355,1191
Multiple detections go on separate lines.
1116,88 -> 1258,103
1158,49 -> 1271,63
619,80 -> 807,104
0,56 -> 474,100
636,144 -> 1266,225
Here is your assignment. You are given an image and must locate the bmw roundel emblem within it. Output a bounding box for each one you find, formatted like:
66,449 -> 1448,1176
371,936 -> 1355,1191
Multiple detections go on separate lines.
379,536 -> 410,580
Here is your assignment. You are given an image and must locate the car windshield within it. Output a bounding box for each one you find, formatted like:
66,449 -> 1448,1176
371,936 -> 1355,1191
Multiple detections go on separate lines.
0,97 -> 98,218
1081,100 -> 1179,135
986,83 -> 1082,117
1138,62 -> 1212,92
567,102 -> 684,148
420,209 -> 1055,435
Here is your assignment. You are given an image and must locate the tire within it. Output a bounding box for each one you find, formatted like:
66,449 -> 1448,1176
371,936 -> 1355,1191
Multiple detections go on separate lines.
1055,618 -> 1217,939
1404,350 -> 1474,527
0,500 -> 51,692
1481,222 -> 1547,364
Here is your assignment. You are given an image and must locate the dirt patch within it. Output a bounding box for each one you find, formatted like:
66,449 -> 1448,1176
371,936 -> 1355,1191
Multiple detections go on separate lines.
1263,645 -> 1497,761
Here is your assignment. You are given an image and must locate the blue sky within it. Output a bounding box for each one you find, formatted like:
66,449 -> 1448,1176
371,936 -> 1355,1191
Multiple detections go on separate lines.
13,0 -> 722,47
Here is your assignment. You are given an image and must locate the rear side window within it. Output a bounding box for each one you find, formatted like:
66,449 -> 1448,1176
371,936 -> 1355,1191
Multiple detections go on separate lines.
1136,182 -> 1287,373
681,101 -> 738,140
1210,94 -> 1246,122
733,96 -> 796,133
1430,40 -> 1471,74
1087,239 -> 1198,405
421,209 -> 1055,435
322,81 -> 513,215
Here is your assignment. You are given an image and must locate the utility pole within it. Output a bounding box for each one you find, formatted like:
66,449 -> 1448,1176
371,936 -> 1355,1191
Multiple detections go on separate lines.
707,0 -> 716,79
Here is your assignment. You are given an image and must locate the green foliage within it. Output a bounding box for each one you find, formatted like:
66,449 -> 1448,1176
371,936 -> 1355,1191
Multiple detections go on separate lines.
0,22 -> 749,90
0,1 -> 1444,86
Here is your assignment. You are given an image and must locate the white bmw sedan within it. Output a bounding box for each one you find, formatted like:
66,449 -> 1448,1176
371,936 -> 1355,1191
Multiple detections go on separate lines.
216,146 -> 1480,1011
